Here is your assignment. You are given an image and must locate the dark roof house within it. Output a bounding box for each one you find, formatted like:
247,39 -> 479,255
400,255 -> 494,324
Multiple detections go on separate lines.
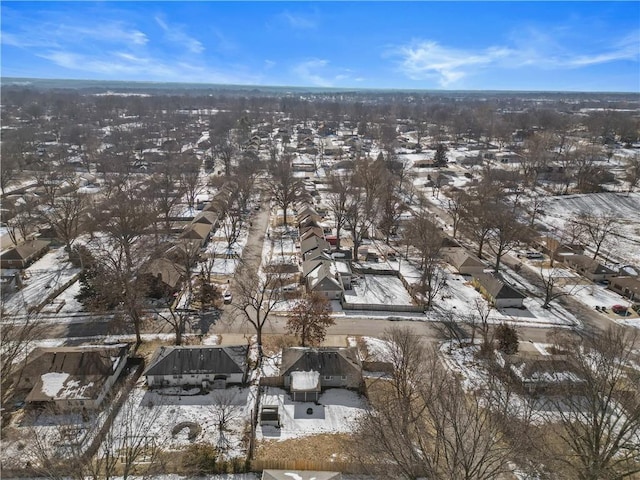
144,345 -> 249,388
279,347 -> 363,401
473,273 -> 526,308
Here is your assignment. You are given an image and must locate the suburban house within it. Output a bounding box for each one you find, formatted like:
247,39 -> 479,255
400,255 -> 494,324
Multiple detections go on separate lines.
179,222 -> 212,247
535,235 -> 585,259
300,226 -> 325,242
301,236 -> 331,261
18,345 -> 130,411
562,254 -> 618,282
0,239 -> 50,269
279,347 -> 363,402
141,257 -> 184,294
192,211 -> 220,227
607,276 -> 640,302
472,273 -> 526,308
144,345 -> 249,389
443,247 -> 486,275
305,262 -> 345,299
495,345 -> 583,394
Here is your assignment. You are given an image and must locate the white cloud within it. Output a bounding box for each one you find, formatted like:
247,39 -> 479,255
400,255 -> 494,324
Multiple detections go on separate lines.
155,16 -> 204,54
392,41 -> 513,87
38,49 -> 258,84
292,59 -> 362,87
280,10 -> 316,29
293,59 -> 332,87
391,33 -> 639,87
1,20 -> 147,49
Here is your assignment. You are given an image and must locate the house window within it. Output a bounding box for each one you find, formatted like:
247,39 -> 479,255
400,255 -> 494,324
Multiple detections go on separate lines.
324,375 -> 332,380
341,376 -> 347,380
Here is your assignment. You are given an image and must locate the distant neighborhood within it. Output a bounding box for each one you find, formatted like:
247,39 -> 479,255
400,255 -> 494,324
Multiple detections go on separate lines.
1,84 -> 639,479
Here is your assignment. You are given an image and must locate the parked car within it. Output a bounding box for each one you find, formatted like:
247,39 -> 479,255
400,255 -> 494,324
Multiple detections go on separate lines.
223,291 -> 233,304
517,251 -> 543,259
611,305 -> 628,315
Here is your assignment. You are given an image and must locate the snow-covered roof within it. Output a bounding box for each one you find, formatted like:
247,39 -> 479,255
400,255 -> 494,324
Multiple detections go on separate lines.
23,345 -> 129,403
290,371 -> 321,392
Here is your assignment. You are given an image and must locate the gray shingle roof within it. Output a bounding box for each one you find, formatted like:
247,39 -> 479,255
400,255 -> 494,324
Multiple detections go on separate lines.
144,345 -> 248,376
280,347 -> 361,378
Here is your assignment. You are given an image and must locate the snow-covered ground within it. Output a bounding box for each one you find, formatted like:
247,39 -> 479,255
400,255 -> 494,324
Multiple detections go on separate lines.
538,192 -> 640,266
344,275 -> 413,307
2,248 -> 80,315
118,385 -> 255,458
257,387 -> 367,441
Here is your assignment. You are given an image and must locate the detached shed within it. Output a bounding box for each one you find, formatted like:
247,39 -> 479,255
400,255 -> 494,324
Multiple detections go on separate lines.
259,405 -> 280,427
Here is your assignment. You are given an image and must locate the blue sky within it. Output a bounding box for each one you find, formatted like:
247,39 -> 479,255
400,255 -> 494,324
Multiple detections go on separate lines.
2,1 -> 639,91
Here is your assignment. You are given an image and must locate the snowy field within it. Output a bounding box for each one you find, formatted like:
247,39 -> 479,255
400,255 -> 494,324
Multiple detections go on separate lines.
538,192 -> 640,266
257,387 -> 367,441
344,275 -> 413,307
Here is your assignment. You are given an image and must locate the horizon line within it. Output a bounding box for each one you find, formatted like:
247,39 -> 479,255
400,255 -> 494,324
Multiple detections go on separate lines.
1,76 -> 637,96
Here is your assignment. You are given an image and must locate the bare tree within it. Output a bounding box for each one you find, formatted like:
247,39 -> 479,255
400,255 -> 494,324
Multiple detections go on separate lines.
0,314 -> 44,407
378,172 -> 407,244
461,199 -> 494,260
543,326 -> 640,480
220,210 -> 244,252
180,155 -> 204,210
97,393 -> 165,480
352,333 -> 523,480
445,190 -> 468,239
267,154 -> 303,228
404,214 -> 447,309
39,190 -> 86,258
624,153 -> 640,194
538,264 -> 586,309
487,206 -> 527,273
230,261 -> 284,364
286,293 -> 335,347
572,212 -> 617,260
210,389 -> 243,454
326,171 -> 351,251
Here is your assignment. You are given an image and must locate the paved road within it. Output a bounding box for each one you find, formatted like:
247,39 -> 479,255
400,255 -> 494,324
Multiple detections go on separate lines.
12,186 -> 616,346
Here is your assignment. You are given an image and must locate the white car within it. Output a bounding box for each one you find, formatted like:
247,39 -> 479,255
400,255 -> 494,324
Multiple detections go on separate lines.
223,291 -> 233,304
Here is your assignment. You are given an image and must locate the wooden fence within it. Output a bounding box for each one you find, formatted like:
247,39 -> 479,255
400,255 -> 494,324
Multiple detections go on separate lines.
251,458 -> 374,474
259,376 -> 285,388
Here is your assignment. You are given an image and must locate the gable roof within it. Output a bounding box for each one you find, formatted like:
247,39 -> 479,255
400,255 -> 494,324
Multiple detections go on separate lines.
144,345 -> 248,377
142,258 -> 184,289
280,347 -> 361,378
445,247 -> 485,270
300,226 -> 325,241
193,211 -> 220,225
0,239 -> 49,261
473,273 -> 526,300
307,262 -> 343,292
180,222 -> 212,240
301,236 -> 330,255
